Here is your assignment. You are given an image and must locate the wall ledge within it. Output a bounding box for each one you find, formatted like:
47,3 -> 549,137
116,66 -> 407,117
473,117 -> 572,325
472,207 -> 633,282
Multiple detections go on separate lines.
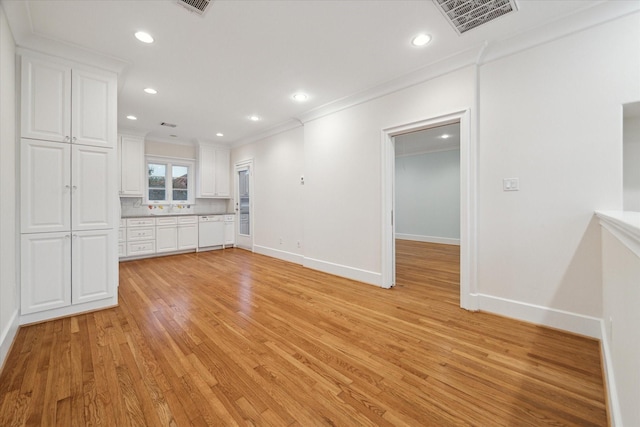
595,211 -> 640,258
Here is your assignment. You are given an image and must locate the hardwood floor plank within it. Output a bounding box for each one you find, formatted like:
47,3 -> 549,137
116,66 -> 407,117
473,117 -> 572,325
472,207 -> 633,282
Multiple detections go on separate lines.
0,242 -> 608,426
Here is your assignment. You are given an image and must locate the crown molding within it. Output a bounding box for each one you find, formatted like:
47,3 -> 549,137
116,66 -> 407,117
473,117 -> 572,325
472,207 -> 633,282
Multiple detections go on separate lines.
231,120 -> 303,148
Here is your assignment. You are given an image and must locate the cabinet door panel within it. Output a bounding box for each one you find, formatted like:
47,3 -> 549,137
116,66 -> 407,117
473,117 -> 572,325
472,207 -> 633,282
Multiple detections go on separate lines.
72,230 -> 116,304
156,225 -> 178,253
72,69 -> 117,148
21,57 -> 71,143
214,148 -> 230,197
197,145 -> 216,197
119,135 -> 145,196
21,232 -> 71,314
21,139 -> 71,233
72,145 -> 116,231
178,224 -> 198,250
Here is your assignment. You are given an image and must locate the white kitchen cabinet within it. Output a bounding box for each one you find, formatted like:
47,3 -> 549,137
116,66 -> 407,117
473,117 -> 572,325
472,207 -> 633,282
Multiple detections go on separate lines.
196,143 -> 230,198
21,140 -> 115,234
156,217 -> 178,253
20,51 -> 118,320
21,232 -> 71,315
20,139 -> 71,233
71,230 -> 117,305
21,230 -> 117,317
71,145 -> 116,231
118,135 -> 145,197
21,54 -> 116,148
178,216 -> 198,250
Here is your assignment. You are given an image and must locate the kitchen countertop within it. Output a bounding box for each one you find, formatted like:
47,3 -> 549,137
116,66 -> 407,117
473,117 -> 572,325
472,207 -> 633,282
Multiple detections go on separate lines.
121,213 -> 235,219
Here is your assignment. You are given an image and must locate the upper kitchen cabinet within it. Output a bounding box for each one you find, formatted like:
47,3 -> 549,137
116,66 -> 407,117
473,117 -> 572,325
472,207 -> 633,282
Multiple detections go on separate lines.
21,53 -> 117,148
118,135 -> 145,197
196,142 -> 230,198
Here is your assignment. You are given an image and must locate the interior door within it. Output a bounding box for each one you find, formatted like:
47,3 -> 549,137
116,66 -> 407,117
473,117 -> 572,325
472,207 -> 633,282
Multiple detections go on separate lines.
234,160 -> 253,250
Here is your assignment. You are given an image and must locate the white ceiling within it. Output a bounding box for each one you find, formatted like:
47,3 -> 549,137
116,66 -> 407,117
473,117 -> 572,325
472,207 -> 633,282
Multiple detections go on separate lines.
395,123 -> 460,157
2,0 -> 633,146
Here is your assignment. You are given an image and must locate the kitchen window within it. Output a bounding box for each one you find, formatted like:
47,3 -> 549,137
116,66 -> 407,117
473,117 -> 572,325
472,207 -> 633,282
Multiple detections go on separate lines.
146,157 -> 195,204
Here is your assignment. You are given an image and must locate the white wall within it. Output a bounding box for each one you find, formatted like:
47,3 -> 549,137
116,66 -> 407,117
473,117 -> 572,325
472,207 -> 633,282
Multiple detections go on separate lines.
601,226 -> 640,426
303,66 -> 475,283
0,3 -> 19,369
623,116 -> 640,211
477,13 -> 640,321
395,149 -> 460,242
232,126 -> 304,262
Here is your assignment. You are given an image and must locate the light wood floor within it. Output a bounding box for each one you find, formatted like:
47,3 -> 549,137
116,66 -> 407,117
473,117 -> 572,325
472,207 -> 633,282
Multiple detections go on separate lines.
0,241 -> 607,426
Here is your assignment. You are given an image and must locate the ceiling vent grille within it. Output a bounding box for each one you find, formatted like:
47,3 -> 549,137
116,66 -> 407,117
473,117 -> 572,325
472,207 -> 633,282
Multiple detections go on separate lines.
434,0 -> 518,35
177,0 -> 211,16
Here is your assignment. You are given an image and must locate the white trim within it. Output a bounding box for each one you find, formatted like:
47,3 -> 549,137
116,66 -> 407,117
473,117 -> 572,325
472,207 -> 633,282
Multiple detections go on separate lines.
381,109 -> 477,308
0,309 -> 20,372
303,257 -> 382,287
396,234 -> 460,246
232,121 -> 303,148
254,245 -> 303,265
596,211 -> 640,258
600,320 -> 622,427
19,295 -> 118,326
476,293 -> 602,339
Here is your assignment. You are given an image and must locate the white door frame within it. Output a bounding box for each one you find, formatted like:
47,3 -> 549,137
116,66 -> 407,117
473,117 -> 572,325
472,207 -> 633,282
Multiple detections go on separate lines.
234,159 -> 254,251
381,109 -> 478,310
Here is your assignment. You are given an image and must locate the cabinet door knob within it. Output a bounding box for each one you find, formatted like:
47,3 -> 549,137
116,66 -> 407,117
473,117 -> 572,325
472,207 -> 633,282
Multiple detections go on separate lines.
64,136 -> 70,142
72,137 -> 77,142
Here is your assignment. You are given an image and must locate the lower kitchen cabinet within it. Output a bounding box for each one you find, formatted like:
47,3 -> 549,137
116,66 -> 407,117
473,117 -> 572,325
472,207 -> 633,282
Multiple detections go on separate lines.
156,224 -> 178,253
21,229 -> 116,315
178,216 -> 198,250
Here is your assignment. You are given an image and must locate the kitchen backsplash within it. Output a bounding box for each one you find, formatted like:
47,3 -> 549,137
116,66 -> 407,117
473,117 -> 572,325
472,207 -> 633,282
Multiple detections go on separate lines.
120,198 -> 230,217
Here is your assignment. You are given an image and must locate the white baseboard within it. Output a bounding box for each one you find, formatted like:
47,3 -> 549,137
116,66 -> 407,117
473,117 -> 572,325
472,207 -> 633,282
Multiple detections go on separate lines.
303,256 -> 383,287
396,233 -> 460,245
476,293 -> 602,339
20,294 -> 118,326
600,321 -> 622,427
0,308 -> 20,373
253,245 -> 304,265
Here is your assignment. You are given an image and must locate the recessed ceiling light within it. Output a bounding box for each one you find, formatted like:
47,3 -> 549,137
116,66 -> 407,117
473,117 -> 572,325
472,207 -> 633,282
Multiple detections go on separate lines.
135,31 -> 154,44
249,115 -> 261,122
144,88 -> 158,94
441,134 -> 450,139
292,93 -> 309,102
216,133 -> 224,137
126,115 -> 137,120
411,33 -> 432,47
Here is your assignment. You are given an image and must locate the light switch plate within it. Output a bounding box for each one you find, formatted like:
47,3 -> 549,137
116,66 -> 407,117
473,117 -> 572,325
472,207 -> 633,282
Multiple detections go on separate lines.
503,178 -> 519,191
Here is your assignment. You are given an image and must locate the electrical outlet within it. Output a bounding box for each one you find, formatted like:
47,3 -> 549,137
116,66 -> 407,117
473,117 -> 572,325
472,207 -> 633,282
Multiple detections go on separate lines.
297,241 -> 301,248
279,237 -> 283,245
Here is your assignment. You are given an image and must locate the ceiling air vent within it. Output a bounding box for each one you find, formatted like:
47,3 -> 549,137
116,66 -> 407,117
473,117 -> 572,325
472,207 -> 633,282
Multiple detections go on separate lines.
177,0 -> 211,16
434,0 -> 518,35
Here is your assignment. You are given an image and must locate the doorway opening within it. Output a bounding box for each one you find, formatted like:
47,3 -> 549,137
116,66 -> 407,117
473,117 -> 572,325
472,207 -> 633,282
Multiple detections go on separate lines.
394,124 -> 461,300
381,110 -> 476,310
234,159 -> 254,251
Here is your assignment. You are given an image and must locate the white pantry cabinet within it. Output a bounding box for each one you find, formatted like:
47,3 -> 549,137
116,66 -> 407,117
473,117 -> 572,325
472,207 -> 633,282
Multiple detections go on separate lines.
196,143 -> 230,198
21,232 -> 71,314
72,230 -> 117,305
118,135 -> 145,197
21,139 -> 116,233
20,140 -> 71,233
21,55 -> 116,148
21,230 -> 116,314
19,51 -> 118,321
